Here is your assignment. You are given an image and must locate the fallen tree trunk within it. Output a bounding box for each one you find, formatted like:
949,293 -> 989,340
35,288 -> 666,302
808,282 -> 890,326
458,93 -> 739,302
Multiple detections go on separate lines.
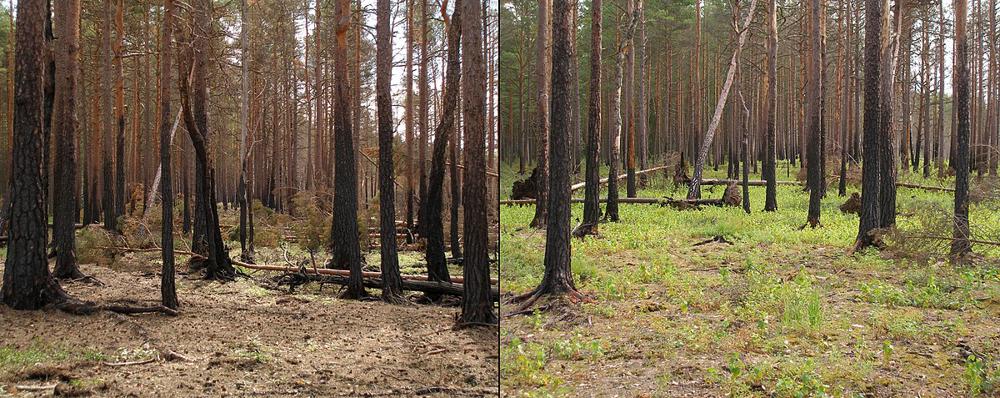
306,274 -> 500,302
700,178 -> 804,186
895,182 -> 955,193
502,197 -> 733,208
232,261 -> 499,285
570,165 -> 671,192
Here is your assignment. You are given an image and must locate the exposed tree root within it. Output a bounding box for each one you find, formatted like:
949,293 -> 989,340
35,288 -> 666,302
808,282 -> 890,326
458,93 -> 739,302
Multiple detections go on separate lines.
506,285 -> 587,317
693,235 -> 733,246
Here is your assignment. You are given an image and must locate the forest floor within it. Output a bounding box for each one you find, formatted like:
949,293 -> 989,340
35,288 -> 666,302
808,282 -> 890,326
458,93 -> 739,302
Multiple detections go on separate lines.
499,162 -> 1000,397
0,208 -> 500,397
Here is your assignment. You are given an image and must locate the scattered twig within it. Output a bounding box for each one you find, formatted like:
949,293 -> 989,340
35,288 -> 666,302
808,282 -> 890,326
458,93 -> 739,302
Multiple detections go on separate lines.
102,358 -> 156,367
15,384 -> 58,392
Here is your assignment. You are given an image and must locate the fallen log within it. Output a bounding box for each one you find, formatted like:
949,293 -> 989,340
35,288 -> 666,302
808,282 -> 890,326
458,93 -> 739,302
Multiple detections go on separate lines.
231,261 -> 499,285
308,274 -> 500,302
895,182 -> 955,193
502,197 -> 733,207
570,165 -> 671,192
95,246 -> 196,256
699,178 -> 804,186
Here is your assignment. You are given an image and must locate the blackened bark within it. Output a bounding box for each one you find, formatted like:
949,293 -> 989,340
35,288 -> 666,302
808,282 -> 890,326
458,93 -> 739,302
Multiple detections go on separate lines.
424,7 -> 462,290
459,0 -> 498,325
1,0 -> 71,310
114,0 -> 125,223
238,0 -> 254,264
530,0 -> 551,229
53,0 -> 84,280
856,0 -> 883,250
576,0 -> 602,232
159,0 -> 178,309
376,0 -> 404,302
763,0 -> 778,211
101,0 -> 115,232
177,0 -> 234,280
449,123 -> 462,260
878,1 -> 899,228
952,0 -> 972,257
327,0 -> 366,299
806,0 -> 822,227
513,0 -> 584,311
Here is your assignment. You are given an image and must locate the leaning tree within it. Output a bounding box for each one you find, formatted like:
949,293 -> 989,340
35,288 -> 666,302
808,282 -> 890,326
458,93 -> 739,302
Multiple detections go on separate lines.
424,2 -> 463,294
176,0 -> 235,279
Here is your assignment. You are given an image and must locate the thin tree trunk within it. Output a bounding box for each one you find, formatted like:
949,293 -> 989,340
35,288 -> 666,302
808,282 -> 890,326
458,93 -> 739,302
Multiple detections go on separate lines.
763,0 -> 778,210
159,0 -> 178,310
375,0 -> 404,303
530,0 -> 551,228
575,0 -> 602,235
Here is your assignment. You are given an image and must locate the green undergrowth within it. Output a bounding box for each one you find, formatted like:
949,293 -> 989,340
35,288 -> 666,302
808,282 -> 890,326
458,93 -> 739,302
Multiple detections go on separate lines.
0,341 -> 107,378
500,160 -> 1000,397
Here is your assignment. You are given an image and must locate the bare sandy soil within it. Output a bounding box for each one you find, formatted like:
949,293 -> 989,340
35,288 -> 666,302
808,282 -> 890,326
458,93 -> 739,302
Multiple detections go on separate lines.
0,260 -> 499,397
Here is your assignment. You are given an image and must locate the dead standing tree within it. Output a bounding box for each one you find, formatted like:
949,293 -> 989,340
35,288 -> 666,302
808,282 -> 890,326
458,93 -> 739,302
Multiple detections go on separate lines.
604,6 -> 640,223
685,0 -> 760,200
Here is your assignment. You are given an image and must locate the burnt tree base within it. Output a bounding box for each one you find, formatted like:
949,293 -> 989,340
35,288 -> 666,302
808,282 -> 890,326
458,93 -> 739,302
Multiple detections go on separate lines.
274,272 -> 499,302
571,222 -> 599,238
507,279 -> 587,317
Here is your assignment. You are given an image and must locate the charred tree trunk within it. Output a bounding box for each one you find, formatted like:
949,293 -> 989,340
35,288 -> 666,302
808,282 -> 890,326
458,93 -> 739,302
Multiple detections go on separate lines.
376,0 -> 404,303
326,0 -> 366,299
805,0 -> 822,227
238,0 -> 254,264
575,0 -> 602,235
512,0 -> 584,312
856,0 -> 883,250
159,0 -> 178,310
952,0 -> 972,257
177,0 -> 234,280
459,0 -> 498,325
763,0 -> 778,211
530,0 -> 551,228
425,5 -> 462,294
101,0 -> 116,232
1,0 -> 72,309
52,0 -> 83,279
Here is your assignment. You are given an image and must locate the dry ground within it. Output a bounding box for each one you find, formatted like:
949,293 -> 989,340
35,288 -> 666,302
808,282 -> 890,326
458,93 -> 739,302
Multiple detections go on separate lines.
0,258 -> 499,397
